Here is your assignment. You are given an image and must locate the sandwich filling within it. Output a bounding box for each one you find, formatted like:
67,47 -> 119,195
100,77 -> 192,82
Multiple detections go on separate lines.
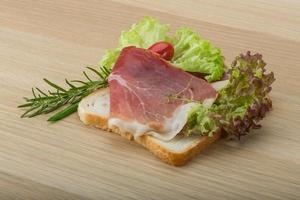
108,47 -> 218,141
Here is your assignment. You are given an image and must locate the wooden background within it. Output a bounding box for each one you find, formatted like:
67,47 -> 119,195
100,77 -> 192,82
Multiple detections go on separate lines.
1,0 -> 300,199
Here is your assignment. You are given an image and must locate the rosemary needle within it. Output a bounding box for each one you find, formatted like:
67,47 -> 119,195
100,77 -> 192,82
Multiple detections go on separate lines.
18,66 -> 111,122
47,103 -> 79,122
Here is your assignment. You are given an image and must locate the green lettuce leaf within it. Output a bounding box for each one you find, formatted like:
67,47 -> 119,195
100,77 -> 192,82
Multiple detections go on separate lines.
99,17 -> 225,82
119,16 -> 170,48
99,16 -> 170,69
170,28 -> 225,82
186,52 -> 275,139
100,49 -> 121,71
184,104 -> 218,137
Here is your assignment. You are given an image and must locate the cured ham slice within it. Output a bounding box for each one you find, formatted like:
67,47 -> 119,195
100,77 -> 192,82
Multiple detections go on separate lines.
108,46 -> 217,140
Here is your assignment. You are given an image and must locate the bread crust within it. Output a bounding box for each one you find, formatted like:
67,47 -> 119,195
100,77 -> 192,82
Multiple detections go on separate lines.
78,94 -> 220,166
137,132 -> 220,166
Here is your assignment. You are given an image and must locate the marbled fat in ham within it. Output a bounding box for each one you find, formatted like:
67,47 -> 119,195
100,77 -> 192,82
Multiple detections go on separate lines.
108,46 -> 217,132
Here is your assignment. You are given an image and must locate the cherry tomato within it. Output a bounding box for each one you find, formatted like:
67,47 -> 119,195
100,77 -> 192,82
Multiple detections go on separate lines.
148,41 -> 174,61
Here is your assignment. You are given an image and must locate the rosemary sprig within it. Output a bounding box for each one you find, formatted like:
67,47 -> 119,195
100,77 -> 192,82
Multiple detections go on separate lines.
166,93 -> 199,104
18,66 -> 111,122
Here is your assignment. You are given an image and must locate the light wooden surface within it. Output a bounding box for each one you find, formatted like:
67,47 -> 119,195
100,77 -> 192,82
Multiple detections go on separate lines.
0,0 -> 300,199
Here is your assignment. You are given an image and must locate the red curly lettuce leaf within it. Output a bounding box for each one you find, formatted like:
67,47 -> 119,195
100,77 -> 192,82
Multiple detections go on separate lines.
185,51 -> 275,139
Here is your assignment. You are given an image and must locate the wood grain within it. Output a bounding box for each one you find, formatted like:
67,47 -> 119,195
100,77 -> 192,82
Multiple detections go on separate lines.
0,0 -> 300,199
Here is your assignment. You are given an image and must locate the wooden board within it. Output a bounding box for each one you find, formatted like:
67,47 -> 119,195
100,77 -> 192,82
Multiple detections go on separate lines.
0,0 -> 300,199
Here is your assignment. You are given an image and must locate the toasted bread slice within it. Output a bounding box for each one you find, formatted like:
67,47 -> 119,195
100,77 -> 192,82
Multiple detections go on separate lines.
78,88 -> 221,166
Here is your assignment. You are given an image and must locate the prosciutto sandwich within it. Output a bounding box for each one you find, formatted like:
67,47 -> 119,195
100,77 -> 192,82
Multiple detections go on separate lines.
20,17 -> 275,166
78,46 -> 222,165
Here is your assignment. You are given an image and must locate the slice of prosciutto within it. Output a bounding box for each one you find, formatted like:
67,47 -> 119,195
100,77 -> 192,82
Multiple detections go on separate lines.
108,46 -> 217,141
